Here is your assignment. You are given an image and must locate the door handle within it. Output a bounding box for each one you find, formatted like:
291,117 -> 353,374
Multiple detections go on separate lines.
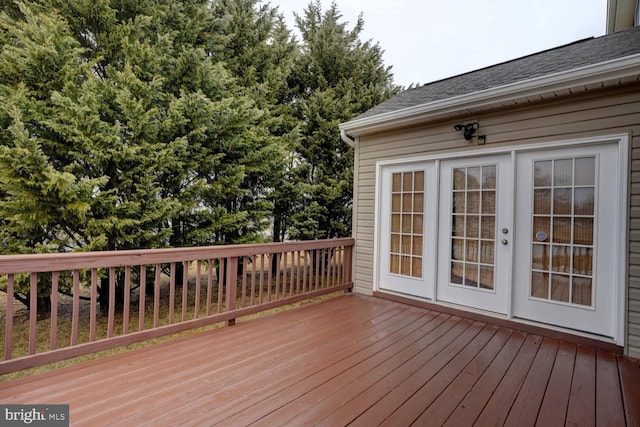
501,239 -> 508,245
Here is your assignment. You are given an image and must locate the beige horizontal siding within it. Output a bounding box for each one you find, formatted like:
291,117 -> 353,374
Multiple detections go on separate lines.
352,83 -> 640,357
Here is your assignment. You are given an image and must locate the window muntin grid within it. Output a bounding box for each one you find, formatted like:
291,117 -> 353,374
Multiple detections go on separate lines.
389,171 -> 424,278
450,165 -> 496,290
530,157 -> 595,307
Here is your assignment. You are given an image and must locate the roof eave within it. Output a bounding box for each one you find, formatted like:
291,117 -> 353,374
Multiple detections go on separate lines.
340,53 -> 640,137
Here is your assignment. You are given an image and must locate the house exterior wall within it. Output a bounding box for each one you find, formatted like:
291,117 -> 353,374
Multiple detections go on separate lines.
352,83 -> 640,357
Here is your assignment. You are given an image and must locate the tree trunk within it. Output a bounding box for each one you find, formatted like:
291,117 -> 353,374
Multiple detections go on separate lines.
145,265 -> 156,296
23,294 -> 52,316
98,275 -> 126,313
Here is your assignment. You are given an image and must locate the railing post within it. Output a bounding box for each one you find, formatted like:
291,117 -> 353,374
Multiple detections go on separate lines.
343,243 -> 353,293
226,256 -> 238,326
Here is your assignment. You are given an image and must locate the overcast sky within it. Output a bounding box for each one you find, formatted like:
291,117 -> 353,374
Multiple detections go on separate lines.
271,0 -> 608,87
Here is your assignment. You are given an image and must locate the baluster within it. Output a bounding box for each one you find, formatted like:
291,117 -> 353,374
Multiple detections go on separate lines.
50,271 -> 59,350
195,260 -> 202,318
206,259 -> 213,316
169,263 -> 176,324
71,270 -> 80,345
124,266 -> 131,334
138,266 -> 146,332
90,269 -> 98,341
4,274 -> 14,360
29,273 -> 37,355
107,267 -> 115,338
154,264 -> 161,328
181,261 -> 188,322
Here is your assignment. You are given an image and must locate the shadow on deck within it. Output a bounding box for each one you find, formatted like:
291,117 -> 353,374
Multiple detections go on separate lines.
1,294 -> 639,426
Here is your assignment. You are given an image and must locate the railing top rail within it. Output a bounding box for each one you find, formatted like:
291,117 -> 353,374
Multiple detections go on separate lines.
0,238 -> 354,274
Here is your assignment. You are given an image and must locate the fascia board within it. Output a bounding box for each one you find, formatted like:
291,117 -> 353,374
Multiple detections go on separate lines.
340,53 -> 640,136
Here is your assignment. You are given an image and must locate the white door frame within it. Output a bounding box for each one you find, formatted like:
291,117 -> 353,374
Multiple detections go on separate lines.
373,133 -> 628,345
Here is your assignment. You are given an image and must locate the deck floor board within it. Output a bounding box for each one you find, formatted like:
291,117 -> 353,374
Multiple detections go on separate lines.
0,294 -> 638,427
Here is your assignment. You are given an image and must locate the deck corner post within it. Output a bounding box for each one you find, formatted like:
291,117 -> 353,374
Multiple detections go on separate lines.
343,243 -> 354,293
225,256 -> 238,326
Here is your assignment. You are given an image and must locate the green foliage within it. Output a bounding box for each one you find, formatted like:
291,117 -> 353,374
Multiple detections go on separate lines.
0,0 -> 399,309
286,1 -> 399,240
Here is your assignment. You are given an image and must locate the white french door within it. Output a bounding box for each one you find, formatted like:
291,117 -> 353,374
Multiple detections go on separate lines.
436,155 -> 513,314
375,137 -> 625,342
378,163 -> 436,298
512,143 -> 621,338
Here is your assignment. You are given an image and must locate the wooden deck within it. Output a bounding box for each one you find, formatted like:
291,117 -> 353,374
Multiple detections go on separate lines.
1,294 -> 639,426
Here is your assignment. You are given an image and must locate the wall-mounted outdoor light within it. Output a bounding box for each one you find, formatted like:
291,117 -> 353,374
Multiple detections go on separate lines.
453,122 -> 479,141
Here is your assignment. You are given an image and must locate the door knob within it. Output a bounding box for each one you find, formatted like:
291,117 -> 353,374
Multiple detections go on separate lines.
501,239 -> 508,245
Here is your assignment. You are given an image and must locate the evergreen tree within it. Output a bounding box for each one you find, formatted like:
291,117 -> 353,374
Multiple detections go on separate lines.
208,0 -> 299,244
0,0 -> 400,311
287,0 -> 399,240
0,1 -> 281,309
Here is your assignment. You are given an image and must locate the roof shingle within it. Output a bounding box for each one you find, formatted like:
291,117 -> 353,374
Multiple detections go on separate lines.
356,26 -> 640,121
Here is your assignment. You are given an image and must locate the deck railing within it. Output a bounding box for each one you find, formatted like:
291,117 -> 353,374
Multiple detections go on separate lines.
0,238 -> 353,374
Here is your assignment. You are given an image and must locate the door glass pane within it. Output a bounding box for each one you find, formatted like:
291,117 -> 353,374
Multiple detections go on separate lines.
574,188 -> 594,215
467,167 -> 481,189
389,171 -> 424,278
467,191 -> 480,213
552,218 -> 571,244
480,241 -> 494,264
481,216 -> 495,239
414,193 -> 424,213
531,244 -> 549,270
391,234 -> 400,253
553,189 -> 572,215
465,264 -> 479,287
575,157 -> 595,185
414,171 -> 425,191
451,262 -> 464,284
574,218 -> 593,245
392,173 -> 402,191
551,245 -> 570,273
531,271 -> 549,298
450,164 -> 497,291
482,191 -> 495,214
551,274 -> 570,302
482,166 -> 496,189
479,266 -> 494,290
392,194 -> 401,212
534,161 -> 552,187
391,214 -> 401,233
553,159 -> 572,186
412,236 -> 423,257
453,170 -> 466,190
390,255 -> 400,274
531,157 -> 596,307
466,240 -> 479,262
534,189 -> 551,214
452,216 -> 465,237
466,215 -> 479,238
413,214 -> 424,235
571,277 -> 592,305
402,214 -> 412,233
403,173 -> 413,191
